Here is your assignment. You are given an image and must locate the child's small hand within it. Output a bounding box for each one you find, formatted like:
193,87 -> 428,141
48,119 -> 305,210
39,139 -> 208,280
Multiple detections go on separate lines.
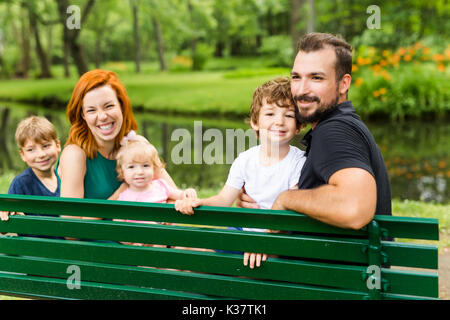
182,188 -> 197,199
174,198 -> 202,215
243,252 -> 268,269
0,211 -> 24,221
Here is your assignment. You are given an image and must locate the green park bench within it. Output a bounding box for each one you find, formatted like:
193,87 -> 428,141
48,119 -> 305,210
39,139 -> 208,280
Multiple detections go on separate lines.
0,194 -> 439,300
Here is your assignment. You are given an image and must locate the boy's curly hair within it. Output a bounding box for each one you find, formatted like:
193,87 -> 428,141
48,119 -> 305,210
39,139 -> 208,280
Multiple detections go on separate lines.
249,77 -> 303,137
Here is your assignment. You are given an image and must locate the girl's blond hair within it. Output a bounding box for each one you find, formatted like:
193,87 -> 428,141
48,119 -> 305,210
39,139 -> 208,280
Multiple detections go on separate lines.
115,134 -> 165,181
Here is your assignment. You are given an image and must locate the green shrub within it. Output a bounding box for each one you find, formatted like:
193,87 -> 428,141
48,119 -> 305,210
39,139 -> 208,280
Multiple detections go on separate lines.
192,43 -> 214,71
350,42 -> 450,120
259,35 -> 293,68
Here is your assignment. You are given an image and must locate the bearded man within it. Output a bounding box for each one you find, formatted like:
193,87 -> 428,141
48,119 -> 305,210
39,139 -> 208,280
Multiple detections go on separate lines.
240,33 -> 391,230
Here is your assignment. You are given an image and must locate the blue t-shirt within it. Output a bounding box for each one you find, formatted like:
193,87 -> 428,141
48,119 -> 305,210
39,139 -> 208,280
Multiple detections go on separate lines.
8,167 -> 62,239
9,167 -> 60,200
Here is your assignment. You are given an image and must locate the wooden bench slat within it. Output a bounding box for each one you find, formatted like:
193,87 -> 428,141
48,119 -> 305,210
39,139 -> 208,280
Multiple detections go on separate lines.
382,241 -> 438,269
1,237 -> 367,288
375,215 -> 439,240
1,216 -> 439,269
381,292 -> 440,300
383,268 -> 438,298
0,195 -> 440,299
0,255 -> 372,300
0,195 -> 439,240
0,237 -> 439,298
0,216 -> 371,264
0,272 -> 218,300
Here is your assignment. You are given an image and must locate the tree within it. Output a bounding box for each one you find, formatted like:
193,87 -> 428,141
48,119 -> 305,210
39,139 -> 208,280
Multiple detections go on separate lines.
25,0 -> 52,78
152,16 -> 167,71
130,0 -> 141,73
12,3 -> 31,78
290,0 -> 305,53
55,0 -> 96,77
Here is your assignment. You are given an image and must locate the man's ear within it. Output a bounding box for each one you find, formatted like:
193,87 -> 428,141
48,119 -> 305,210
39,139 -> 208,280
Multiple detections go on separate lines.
339,74 -> 352,96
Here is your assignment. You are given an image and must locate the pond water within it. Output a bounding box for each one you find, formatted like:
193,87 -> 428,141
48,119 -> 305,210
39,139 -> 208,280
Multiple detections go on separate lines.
0,103 -> 448,203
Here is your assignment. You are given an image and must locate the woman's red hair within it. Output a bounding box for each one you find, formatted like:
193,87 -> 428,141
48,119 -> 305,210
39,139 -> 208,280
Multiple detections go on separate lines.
65,69 -> 138,159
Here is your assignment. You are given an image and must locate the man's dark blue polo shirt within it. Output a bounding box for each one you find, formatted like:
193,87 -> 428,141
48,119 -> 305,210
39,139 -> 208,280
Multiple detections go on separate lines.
298,101 -> 392,216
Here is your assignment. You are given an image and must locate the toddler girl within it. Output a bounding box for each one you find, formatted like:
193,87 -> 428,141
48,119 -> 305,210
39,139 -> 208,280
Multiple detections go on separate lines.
115,130 -> 196,246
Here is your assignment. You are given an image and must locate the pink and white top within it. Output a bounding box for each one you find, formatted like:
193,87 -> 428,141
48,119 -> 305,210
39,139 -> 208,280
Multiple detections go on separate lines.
118,178 -> 171,203
118,179 -> 171,224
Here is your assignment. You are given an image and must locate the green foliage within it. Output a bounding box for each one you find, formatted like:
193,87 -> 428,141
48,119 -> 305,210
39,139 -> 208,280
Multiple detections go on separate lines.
349,41 -> 450,120
259,35 -> 293,67
350,63 -> 450,120
223,67 -> 289,79
192,43 -> 214,71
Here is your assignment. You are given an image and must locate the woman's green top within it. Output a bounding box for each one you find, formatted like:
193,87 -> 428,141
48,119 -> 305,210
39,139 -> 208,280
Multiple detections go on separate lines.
84,152 -> 121,199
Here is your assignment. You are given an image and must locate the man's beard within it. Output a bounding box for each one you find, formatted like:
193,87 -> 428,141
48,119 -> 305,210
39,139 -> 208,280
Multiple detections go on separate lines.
294,92 -> 340,124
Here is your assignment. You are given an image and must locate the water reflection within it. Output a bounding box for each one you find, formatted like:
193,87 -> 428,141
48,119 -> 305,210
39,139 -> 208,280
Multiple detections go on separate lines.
0,103 -> 448,203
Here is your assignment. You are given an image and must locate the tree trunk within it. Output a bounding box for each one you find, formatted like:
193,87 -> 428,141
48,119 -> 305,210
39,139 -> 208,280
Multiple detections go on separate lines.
70,40 -> 89,76
230,37 -> 241,56
28,7 -> 52,78
62,38 -> 71,77
290,0 -> 305,54
15,6 -> 31,78
152,17 -> 167,71
307,0 -> 315,33
187,0 -> 197,70
267,8 -> 274,36
56,0 -> 95,77
131,0 -> 141,73
95,34 -> 102,68
214,40 -> 224,57
46,25 -> 53,71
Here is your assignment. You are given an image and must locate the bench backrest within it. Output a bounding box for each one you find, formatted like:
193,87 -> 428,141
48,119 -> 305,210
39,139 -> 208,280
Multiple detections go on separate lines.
0,194 -> 439,300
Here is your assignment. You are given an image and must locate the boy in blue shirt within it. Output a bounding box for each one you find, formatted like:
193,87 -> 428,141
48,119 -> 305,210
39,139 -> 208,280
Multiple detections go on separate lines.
0,116 -> 61,223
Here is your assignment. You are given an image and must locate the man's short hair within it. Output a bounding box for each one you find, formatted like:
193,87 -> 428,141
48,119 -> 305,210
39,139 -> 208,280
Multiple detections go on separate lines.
250,77 -> 302,133
297,32 -> 353,81
15,116 -> 59,148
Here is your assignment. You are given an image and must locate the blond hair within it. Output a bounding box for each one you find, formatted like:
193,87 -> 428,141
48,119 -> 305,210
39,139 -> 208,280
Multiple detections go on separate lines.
15,116 -> 59,148
115,134 -> 165,181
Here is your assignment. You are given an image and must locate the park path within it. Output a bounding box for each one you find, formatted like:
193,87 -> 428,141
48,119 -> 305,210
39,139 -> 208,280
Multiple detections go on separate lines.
439,247 -> 449,299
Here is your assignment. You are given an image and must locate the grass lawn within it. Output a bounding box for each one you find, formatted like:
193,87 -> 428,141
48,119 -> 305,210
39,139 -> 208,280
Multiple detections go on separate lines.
0,60 -> 291,118
0,71 -> 285,117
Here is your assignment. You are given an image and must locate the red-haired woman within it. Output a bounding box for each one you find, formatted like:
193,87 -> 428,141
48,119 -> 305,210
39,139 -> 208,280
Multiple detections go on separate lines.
58,69 -> 177,204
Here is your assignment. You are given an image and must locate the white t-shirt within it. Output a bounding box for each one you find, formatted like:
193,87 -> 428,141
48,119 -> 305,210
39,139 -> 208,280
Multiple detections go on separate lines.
226,145 -> 306,210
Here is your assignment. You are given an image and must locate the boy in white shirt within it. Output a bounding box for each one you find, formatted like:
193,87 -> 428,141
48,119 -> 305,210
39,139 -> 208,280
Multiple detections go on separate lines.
175,77 -> 306,268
